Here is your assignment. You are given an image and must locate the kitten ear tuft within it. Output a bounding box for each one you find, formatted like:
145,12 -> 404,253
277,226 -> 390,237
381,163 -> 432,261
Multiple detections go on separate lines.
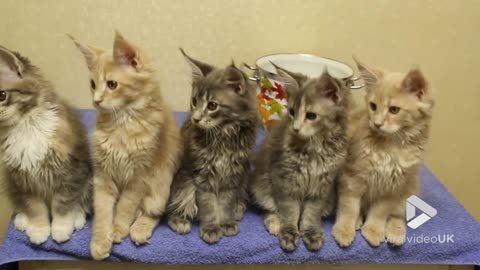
180,48 -> 214,79
402,69 -> 428,99
270,62 -> 305,97
353,57 -> 380,90
113,31 -> 140,70
0,46 -> 25,80
317,69 -> 341,103
68,34 -> 102,70
224,65 -> 247,95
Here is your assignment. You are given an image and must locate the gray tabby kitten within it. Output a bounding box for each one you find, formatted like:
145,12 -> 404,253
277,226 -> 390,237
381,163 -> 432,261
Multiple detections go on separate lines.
0,46 -> 92,244
250,65 -> 349,251
167,49 -> 261,243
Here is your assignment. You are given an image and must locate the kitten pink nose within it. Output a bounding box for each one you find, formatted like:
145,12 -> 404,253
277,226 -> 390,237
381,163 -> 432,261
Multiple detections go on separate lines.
374,122 -> 383,128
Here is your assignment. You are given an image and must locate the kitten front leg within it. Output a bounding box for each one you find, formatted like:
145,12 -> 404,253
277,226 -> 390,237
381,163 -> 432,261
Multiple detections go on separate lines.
218,189 -> 243,236
129,196 -> 164,245
22,197 -> 50,245
130,214 -> 159,245
300,199 -> 324,251
264,212 -> 281,235
112,181 -> 145,243
168,215 -> 193,235
385,200 -> 407,246
90,177 -> 118,260
51,194 -> 81,243
277,198 -> 301,251
197,190 -> 223,243
14,212 -> 29,232
233,201 -> 246,221
361,197 -> 399,247
332,190 -> 361,247
167,171 -> 196,235
251,174 -> 279,234
130,169 -> 172,245
73,207 -> 87,230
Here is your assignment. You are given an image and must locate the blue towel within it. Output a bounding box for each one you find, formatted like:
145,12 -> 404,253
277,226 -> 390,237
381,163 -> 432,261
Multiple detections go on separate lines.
0,110 -> 479,265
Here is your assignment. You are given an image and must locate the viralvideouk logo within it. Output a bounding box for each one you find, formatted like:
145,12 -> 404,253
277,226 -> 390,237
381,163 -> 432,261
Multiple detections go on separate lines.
406,195 -> 437,229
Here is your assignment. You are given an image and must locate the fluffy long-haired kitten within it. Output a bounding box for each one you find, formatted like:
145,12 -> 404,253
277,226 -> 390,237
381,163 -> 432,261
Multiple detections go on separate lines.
331,60 -> 434,247
166,50 -> 260,243
250,65 -> 349,251
0,46 -> 92,244
70,32 -> 182,260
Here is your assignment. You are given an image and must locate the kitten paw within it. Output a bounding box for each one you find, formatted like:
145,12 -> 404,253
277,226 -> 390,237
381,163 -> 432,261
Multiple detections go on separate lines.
234,204 -> 246,221
52,221 -> 74,243
361,224 -> 385,247
90,234 -> 112,260
168,217 -> 192,234
386,218 -> 406,246
130,220 -> 153,245
302,228 -> 324,251
221,222 -> 239,236
279,228 -> 300,252
200,225 -> 223,244
332,223 -> 356,247
112,224 -> 130,243
14,213 -> 29,232
355,216 -> 364,230
73,211 -> 87,230
26,224 -> 50,245
264,213 -> 280,235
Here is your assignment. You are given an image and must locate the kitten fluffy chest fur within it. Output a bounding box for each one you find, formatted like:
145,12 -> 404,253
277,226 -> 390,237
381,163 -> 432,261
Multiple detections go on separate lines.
351,126 -> 424,198
2,106 -> 61,173
189,125 -> 252,192
283,131 -> 346,198
93,109 -> 163,183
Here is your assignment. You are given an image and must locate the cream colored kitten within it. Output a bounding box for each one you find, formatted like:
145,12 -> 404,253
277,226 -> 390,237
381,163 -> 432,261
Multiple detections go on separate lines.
71,32 -> 182,260
332,59 -> 434,247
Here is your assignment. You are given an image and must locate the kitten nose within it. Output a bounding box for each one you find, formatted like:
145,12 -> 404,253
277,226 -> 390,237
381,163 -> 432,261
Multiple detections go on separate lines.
93,100 -> 102,106
192,117 -> 201,124
374,122 -> 383,128
293,127 -> 300,133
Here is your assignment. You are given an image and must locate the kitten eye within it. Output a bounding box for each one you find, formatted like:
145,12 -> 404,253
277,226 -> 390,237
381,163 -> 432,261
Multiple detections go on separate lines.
106,80 -> 118,90
0,91 -> 7,102
207,101 -> 218,111
369,102 -> 377,111
90,79 -> 96,90
389,106 -> 400,114
191,97 -> 197,107
289,108 -> 295,116
306,112 -> 317,120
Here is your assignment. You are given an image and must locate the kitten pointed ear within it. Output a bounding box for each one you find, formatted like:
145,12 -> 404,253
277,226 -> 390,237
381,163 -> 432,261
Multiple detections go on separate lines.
68,34 -> 102,70
0,46 -> 25,80
402,69 -> 428,99
271,62 -> 307,97
180,48 -> 214,79
271,61 -> 307,87
316,69 -> 341,103
113,31 -> 141,70
224,64 -> 247,95
353,57 -> 381,90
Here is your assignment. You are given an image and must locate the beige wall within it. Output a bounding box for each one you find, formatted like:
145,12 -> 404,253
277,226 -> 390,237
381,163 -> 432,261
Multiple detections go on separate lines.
0,0 -> 479,239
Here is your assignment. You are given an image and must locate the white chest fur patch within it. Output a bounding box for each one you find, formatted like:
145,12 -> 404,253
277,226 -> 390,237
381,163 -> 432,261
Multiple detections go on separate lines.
3,108 -> 59,171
